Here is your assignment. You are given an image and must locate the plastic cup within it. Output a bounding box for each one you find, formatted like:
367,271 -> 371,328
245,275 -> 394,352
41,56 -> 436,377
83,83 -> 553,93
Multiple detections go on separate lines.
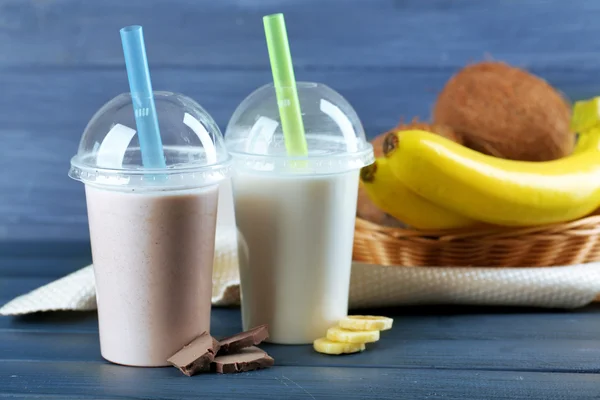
69,91 -> 231,366
225,82 -> 375,344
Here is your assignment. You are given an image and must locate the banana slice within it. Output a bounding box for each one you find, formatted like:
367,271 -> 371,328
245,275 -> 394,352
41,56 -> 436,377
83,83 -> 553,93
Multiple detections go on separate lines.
339,315 -> 394,332
326,326 -> 379,344
313,338 -> 365,355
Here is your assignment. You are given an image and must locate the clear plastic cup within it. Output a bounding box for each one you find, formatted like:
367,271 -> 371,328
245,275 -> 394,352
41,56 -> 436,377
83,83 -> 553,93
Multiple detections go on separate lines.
69,91 -> 231,366
225,82 -> 374,344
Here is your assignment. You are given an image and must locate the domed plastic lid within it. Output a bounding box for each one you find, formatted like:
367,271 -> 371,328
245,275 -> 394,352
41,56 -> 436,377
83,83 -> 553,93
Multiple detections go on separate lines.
225,82 -> 374,174
69,91 -> 231,190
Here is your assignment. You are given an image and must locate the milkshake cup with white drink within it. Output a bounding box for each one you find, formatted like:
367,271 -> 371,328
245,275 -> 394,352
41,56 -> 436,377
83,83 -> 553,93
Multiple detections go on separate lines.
68,26 -> 231,366
226,14 -> 374,344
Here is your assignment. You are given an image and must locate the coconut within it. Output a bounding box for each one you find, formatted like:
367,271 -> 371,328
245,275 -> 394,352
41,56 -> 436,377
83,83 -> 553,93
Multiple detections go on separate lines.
357,119 -> 460,227
433,61 -> 574,161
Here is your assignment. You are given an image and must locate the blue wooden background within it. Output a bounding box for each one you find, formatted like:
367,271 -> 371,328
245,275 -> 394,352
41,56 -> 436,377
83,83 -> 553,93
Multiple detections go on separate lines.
2,0 -> 600,243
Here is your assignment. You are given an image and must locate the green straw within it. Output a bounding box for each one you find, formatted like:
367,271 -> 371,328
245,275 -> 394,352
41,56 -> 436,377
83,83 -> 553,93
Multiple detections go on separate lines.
263,13 -> 308,157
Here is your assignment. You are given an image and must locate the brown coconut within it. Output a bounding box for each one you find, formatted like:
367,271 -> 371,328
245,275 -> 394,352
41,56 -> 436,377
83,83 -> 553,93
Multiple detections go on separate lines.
433,61 -> 573,161
357,119 -> 461,227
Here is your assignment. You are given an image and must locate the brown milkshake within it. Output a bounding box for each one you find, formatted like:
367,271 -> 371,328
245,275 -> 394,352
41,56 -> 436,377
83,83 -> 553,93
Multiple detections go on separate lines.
86,185 -> 219,367
69,91 -> 232,366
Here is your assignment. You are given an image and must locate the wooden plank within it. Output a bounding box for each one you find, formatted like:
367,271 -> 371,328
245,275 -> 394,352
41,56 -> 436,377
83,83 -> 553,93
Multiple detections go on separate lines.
0,308 -> 242,336
0,241 -> 91,259
0,311 -> 99,334
0,242 -> 91,278
0,396 -> 117,400
0,256 -> 89,278
2,328 -> 600,373
1,67 -> 599,241
2,0 -> 600,69
0,277 -> 52,303
0,68 -> 447,133
1,362 -> 600,400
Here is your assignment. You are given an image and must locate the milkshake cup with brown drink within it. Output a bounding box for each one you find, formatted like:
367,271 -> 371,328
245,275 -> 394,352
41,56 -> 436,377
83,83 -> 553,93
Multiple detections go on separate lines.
68,26 -> 231,366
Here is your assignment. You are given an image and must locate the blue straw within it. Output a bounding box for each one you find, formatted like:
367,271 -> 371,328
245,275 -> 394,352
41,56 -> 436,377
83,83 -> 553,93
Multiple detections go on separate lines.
120,25 -> 166,169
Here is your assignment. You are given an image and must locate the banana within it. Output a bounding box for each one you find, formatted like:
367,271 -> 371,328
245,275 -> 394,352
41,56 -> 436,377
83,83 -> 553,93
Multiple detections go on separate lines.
573,127 -> 600,154
384,129 -> 600,226
360,157 -> 476,230
326,326 -> 380,344
313,338 -> 365,355
571,96 -> 600,133
571,97 -> 600,154
339,316 -> 394,331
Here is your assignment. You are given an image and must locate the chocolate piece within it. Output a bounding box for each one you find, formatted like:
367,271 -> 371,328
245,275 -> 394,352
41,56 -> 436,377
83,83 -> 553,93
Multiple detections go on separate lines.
167,332 -> 220,376
211,346 -> 274,374
218,324 -> 269,355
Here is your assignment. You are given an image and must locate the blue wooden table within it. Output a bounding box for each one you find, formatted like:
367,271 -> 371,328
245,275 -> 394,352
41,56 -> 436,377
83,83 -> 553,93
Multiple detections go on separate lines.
2,243 -> 600,398
2,0 -> 600,398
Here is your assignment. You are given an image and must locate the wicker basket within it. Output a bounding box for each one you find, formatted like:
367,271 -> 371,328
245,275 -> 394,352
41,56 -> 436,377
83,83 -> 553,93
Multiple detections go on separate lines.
353,214 -> 600,268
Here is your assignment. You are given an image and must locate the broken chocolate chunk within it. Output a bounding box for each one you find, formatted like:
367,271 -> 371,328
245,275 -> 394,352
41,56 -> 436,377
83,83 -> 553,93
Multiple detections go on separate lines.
211,346 -> 274,374
218,324 -> 269,355
167,332 -> 220,376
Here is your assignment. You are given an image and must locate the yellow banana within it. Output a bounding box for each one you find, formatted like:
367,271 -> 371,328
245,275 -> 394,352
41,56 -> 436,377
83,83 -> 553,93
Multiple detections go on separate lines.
313,338 -> 365,355
384,129 -> 600,227
571,96 -> 600,133
573,127 -> 600,154
360,157 -> 476,230
339,316 -> 394,331
571,97 -> 600,154
326,326 -> 380,344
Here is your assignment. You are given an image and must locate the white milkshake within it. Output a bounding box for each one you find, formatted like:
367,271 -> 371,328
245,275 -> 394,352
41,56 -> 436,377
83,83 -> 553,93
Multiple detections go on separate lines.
226,82 -> 374,344
234,170 -> 359,344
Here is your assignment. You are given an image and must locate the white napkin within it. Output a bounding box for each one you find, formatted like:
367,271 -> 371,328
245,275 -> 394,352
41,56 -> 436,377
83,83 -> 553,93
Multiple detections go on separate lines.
348,262 -> 600,309
1,266 -> 98,314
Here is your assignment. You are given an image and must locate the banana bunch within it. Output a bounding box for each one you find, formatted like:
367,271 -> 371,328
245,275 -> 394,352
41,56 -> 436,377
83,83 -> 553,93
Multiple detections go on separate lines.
313,315 -> 393,355
361,98 -> 600,229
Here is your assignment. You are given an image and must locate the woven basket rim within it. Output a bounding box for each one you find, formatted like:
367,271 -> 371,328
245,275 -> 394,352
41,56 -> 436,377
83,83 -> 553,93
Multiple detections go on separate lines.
355,214 -> 600,241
